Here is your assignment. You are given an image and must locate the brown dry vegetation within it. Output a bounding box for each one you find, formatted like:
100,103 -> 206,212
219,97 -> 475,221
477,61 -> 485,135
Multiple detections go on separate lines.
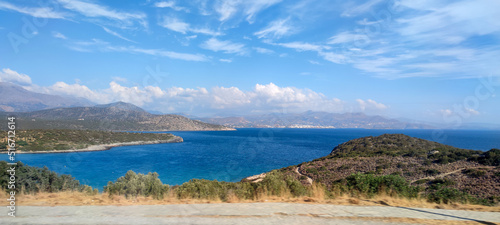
275,134 -> 500,205
3,188 -> 499,213
283,156 -> 500,199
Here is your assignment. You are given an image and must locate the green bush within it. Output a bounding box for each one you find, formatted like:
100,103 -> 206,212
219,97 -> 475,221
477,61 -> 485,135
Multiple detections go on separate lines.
427,188 -> 470,204
471,149 -> 500,166
104,170 -> 169,199
0,161 -> 84,194
340,173 -> 420,198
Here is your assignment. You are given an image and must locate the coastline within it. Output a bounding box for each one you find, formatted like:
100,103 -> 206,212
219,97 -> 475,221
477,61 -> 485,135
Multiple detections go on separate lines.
5,136 -> 183,154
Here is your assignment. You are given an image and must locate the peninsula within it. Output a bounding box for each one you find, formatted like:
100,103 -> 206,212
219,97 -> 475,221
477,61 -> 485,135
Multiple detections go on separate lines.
0,129 -> 183,153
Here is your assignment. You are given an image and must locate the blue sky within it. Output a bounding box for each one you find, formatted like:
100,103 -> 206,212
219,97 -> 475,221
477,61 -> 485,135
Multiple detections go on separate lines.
0,0 -> 499,125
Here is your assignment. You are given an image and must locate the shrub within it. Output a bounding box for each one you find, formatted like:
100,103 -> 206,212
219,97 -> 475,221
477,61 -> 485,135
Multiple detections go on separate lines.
176,171 -> 310,201
0,161 -> 83,194
341,173 -> 420,198
305,168 -> 319,175
471,149 -> 500,166
427,188 -> 470,204
462,169 -> 486,178
424,169 -> 440,176
414,179 -> 428,185
104,170 -> 169,199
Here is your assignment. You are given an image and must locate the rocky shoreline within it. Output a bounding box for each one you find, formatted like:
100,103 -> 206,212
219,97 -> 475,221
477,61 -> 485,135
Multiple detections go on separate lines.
8,136 -> 183,154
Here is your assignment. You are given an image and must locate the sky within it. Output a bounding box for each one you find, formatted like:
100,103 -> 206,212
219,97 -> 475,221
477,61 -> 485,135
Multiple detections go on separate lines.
0,0 -> 499,125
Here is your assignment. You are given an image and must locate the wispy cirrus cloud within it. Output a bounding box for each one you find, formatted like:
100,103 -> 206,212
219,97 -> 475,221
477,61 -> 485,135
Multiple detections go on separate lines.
102,27 -> 137,43
253,47 -> 274,54
276,42 -> 330,52
159,16 -> 222,36
320,0 -> 500,79
215,0 -> 282,23
106,46 -> 209,62
154,1 -> 189,12
57,0 -> 147,28
327,31 -> 369,45
200,38 -> 246,55
65,38 -> 208,61
52,31 -> 67,39
0,1 -> 68,19
254,18 -> 294,39
341,0 -> 384,17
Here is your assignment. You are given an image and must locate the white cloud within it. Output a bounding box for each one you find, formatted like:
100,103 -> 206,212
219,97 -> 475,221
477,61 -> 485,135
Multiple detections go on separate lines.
254,18 -> 293,39
0,1 -> 68,19
154,1 -> 189,12
341,0 -> 384,17
440,109 -> 453,117
52,31 -> 67,39
219,59 -> 232,63
159,17 -> 190,33
276,42 -> 329,52
356,99 -> 388,111
57,0 -> 147,28
159,17 -> 222,36
44,82 -> 105,102
466,108 -> 480,115
65,38 -> 207,61
397,0 -> 500,43
253,47 -> 274,54
322,0 -> 500,79
102,27 -> 137,43
318,51 -> 348,64
242,0 -> 282,23
189,27 -> 223,36
328,31 -> 369,44
0,68 -> 32,85
214,0 -> 239,22
67,38 -> 109,52
6,68 -> 387,116
211,86 -> 249,108
201,38 -> 246,55
440,107 -> 480,118
29,79 -> 351,115
106,46 -> 208,62
215,0 -> 282,23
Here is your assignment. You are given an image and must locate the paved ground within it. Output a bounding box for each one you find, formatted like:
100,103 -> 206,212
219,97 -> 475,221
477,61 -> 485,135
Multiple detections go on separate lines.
1,203 -> 499,225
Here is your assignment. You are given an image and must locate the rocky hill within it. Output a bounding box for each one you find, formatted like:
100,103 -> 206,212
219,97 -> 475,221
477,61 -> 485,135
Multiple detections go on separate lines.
248,134 -> 500,204
200,111 -> 432,129
0,102 -> 234,131
0,82 -> 93,112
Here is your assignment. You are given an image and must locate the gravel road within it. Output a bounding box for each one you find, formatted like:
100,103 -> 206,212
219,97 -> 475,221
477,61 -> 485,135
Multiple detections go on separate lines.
1,203 -> 499,225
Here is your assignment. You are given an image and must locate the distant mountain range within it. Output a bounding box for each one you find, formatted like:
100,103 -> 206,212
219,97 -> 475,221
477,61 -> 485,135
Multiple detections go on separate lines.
2,81 -> 495,130
198,111 -> 433,129
0,102 -> 234,131
0,82 -> 93,112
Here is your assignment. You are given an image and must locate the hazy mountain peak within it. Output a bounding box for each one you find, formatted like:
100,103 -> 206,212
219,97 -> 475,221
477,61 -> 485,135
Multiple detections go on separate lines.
0,82 -> 94,112
95,101 -> 145,112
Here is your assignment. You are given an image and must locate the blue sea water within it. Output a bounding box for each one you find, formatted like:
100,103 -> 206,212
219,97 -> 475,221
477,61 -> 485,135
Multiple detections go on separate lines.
4,129 -> 500,190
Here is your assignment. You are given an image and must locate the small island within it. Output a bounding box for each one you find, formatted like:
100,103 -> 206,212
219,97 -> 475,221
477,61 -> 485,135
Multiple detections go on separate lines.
0,129 -> 183,153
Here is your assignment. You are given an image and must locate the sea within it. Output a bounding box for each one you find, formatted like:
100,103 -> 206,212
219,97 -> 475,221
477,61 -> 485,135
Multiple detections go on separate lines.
5,128 -> 500,190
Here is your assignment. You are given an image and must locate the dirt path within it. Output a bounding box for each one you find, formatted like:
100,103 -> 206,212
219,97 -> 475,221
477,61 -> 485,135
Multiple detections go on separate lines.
1,203 -> 499,225
410,166 -> 495,184
295,166 -> 313,185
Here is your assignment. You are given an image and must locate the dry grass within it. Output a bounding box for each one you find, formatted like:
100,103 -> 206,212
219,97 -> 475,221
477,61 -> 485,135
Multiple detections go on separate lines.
3,190 -> 498,212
